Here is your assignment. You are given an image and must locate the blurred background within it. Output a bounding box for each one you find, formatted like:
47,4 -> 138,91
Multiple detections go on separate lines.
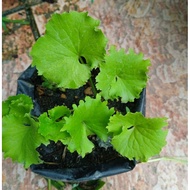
2,0 -> 187,189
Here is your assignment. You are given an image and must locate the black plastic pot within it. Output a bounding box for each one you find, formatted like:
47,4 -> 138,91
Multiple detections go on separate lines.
17,65 -> 146,183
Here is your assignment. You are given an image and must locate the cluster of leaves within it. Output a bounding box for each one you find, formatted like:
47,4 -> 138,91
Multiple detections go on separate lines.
2,94 -> 168,168
2,95 -> 45,168
2,11 -> 168,169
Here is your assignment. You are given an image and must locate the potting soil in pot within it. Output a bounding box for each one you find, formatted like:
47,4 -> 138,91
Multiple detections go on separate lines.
17,66 -> 145,182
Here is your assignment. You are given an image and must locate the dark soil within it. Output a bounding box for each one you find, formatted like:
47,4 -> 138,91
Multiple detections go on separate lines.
30,69 -> 140,169
36,137 -> 121,169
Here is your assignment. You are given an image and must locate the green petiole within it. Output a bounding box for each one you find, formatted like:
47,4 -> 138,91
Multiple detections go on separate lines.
147,156 -> 188,164
2,16 -> 30,24
48,179 -> 52,190
2,16 -> 29,32
79,56 -> 97,96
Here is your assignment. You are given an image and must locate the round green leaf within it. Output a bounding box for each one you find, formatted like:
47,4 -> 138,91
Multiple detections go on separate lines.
61,95 -> 114,157
2,114 -> 44,168
2,94 -> 45,168
38,106 -> 71,142
31,11 -> 107,89
2,94 -> 33,117
107,112 -> 168,162
96,46 -> 151,103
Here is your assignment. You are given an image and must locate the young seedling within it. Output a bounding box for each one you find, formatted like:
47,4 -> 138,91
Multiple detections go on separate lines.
2,11 -> 168,189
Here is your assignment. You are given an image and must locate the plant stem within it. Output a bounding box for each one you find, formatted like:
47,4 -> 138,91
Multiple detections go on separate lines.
2,17 -> 30,24
89,77 -> 97,96
146,156 -> 188,164
79,56 -> 97,96
48,179 -> 52,190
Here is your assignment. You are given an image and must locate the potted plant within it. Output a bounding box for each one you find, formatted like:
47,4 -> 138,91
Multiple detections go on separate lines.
2,11 -> 168,189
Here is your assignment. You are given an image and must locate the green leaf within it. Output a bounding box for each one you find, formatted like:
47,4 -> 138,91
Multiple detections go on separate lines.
2,94 -> 33,117
2,114 -> 44,168
107,112 -> 168,162
31,11 -> 107,89
38,106 -> 71,142
95,180 -> 106,190
96,46 -> 151,103
2,100 -> 10,116
45,179 -> 65,190
61,95 -> 114,157
2,94 -> 45,168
